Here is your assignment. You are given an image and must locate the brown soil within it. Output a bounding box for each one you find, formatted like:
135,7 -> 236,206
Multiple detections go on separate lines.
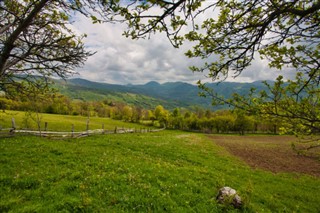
208,135 -> 320,177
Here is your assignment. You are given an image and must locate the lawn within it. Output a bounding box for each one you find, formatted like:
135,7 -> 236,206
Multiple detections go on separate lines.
1,131 -> 319,212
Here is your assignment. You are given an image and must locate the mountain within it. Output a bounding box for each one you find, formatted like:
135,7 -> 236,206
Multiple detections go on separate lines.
54,78 -> 269,110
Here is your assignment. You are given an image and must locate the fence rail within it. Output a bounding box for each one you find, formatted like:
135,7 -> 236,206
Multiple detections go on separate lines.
0,127 -> 165,138
0,118 -> 165,139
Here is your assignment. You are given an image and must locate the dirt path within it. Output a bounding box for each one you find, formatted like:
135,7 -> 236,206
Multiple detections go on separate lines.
208,135 -> 320,177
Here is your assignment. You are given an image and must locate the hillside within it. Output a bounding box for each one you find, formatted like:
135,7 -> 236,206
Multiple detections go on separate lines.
54,78 -> 269,110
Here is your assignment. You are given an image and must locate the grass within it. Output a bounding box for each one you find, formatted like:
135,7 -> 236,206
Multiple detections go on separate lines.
0,131 -> 319,212
0,110 -> 150,132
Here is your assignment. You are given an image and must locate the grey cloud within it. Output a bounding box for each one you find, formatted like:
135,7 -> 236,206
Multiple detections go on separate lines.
71,12 -> 296,85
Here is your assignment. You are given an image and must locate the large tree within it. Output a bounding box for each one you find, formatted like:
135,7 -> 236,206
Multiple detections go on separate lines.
0,0 -> 100,94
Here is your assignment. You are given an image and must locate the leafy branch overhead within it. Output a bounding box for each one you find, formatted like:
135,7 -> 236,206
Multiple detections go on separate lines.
105,0 -> 320,149
106,0 -> 320,82
0,0 -> 98,93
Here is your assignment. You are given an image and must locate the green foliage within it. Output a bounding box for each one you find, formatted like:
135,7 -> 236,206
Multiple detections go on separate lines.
234,110 -> 254,135
122,105 -> 133,122
0,0 -> 93,95
197,73 -> 320,148
0,132 -> 319,212
154,105 -> 169,127
1,93 -> 283,135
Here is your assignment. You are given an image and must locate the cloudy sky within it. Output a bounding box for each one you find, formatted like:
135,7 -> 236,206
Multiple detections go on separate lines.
70,5 -> 295,85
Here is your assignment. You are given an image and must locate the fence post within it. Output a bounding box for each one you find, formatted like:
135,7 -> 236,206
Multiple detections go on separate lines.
71,124 -> 74,138
44,122 -> 48,131
11,118 -> 16,129
102,123 -> 105,135
114,126 -> 117,134
10,118 -> 16,135
86,118 -> 89,134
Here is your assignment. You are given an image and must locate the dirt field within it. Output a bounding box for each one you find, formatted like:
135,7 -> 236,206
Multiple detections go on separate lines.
208,135 -> 320,177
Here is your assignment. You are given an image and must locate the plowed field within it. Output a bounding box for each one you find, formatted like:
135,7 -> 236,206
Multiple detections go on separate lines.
209,135 -> 320,177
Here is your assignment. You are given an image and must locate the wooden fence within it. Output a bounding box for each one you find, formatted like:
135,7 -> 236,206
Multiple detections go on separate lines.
0,118 -> 165,139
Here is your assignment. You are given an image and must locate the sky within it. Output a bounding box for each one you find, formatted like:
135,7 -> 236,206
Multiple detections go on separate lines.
69,4 -> 295,85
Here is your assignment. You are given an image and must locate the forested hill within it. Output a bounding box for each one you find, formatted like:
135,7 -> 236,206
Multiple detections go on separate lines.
54,78 -> 269,110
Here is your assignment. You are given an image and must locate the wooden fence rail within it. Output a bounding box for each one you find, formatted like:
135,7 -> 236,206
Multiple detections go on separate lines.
0,118 -> 165,139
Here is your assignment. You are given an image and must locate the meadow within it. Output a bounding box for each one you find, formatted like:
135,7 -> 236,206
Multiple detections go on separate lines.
0,110 -> 148,132
0,112 -> 320,212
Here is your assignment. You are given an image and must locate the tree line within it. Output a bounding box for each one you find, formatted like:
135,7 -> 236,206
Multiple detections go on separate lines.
0,92 -> 281,135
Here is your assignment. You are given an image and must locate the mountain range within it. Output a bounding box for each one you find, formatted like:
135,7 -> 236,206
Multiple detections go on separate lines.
54,78 -> 269,110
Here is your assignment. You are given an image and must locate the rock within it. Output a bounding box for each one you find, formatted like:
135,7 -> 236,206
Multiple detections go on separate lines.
216,186 -> 242,208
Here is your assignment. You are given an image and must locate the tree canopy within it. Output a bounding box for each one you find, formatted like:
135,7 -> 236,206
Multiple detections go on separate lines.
107,0 -> 319,82
0,0 -> 100,94
108,0 -> 319,150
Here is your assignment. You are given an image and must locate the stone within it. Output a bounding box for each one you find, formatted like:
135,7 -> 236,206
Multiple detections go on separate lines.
216,186 -> 242,208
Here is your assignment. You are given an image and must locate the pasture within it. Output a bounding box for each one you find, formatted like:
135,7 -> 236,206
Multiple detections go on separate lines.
0,111 -> 319,212
0,110 -> 150,132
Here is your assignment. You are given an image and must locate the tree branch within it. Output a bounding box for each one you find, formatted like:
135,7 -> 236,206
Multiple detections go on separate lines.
0,0 -> 50,79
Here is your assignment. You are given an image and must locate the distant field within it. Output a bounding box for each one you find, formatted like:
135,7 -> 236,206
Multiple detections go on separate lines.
0,110 -> 149,132
1,131 -> 319,212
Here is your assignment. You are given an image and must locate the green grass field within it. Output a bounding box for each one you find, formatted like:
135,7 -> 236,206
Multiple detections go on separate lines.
0,112 -> 320,212
0,110 -> 149,132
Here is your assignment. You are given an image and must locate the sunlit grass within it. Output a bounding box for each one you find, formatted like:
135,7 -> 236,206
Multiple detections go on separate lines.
0,110 -> 150,132
0,131 -> 319,212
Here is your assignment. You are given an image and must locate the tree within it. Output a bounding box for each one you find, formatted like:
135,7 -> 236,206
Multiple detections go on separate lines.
168,108 -> 183,129
132,106 -> 143,123
154,105 -> 168,127
146,109 -> 156,125
0,0 -> 99,95
211,112 -> 235,133
112,0 -> 319,82
122,105 -> 133,122
233,110 -> 254,135
20,81 -> 54,134
110,0 -> 319,153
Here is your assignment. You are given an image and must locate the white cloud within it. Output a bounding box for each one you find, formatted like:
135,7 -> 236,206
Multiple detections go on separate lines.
70,7 -> 296,85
